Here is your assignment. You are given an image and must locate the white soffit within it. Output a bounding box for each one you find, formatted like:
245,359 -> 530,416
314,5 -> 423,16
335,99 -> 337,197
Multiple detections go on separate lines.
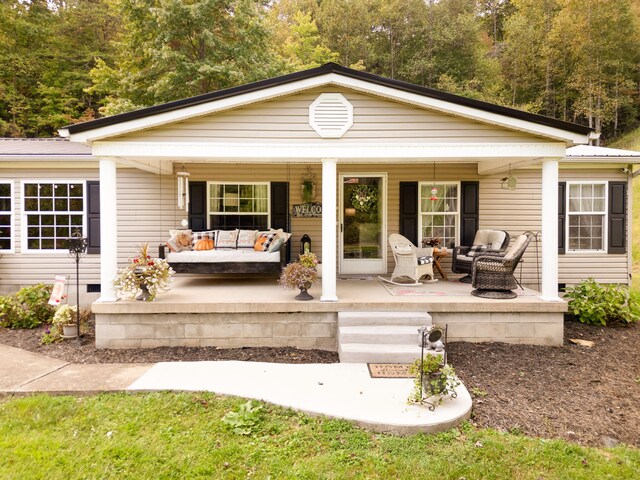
309,93 -> 353,138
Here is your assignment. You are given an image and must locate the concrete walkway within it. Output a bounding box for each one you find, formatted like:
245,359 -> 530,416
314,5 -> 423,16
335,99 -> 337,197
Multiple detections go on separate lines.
0,344 -> 472,435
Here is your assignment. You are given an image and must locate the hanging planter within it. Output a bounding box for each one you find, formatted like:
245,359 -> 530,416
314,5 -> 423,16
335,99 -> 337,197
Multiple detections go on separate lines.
350,184 -> 378,213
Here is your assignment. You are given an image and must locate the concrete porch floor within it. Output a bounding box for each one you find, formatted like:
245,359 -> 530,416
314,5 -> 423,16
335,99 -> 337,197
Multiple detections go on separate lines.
92,276 -> 566,349
93,276 -> 566,314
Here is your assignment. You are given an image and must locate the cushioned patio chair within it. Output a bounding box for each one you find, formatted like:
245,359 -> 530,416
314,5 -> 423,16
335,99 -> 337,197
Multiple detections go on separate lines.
385,233 -> 435,285
470,231 -> 534,299
451,230 -> 510,283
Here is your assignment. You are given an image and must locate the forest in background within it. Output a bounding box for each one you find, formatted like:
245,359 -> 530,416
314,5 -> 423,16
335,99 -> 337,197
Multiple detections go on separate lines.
1,0 -> 639,142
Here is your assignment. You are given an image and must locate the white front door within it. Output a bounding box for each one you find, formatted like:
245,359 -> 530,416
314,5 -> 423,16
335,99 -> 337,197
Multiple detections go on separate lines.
339,173 -> 387,274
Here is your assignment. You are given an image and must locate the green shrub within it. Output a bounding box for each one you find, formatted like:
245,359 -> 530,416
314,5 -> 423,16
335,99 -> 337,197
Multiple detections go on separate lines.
0,283 -> 56,329
564,278 -> 640,326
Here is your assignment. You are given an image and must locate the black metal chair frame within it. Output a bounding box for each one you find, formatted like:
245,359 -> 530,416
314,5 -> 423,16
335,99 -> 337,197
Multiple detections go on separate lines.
452,230 -> 511,283
470,231 -> 534,299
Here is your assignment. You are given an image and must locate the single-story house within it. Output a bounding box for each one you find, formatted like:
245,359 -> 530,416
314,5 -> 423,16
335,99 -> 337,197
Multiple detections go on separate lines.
1,63 -> 639,350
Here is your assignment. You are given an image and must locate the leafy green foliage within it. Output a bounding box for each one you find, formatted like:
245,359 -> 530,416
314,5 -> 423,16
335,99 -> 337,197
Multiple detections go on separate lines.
0,283 -> 55,329
221,400 -> 264,435
1,393 -> 639,479
564,279 -> 640,326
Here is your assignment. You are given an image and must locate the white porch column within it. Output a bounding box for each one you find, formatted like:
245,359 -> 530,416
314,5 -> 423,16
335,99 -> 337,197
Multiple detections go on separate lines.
98,157 -> 118,302
540,158 -> 560,301
321,158 -> 338,302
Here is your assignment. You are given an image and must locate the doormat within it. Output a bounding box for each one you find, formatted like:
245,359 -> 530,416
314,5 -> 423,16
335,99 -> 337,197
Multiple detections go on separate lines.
367,363 -> 414,378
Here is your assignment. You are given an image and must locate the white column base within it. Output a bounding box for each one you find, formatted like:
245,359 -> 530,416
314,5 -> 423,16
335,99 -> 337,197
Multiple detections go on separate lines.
321,158 -> 338,302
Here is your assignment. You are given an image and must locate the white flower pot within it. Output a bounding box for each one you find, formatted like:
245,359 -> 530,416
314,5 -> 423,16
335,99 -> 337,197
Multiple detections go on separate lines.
62,324 -> 78,338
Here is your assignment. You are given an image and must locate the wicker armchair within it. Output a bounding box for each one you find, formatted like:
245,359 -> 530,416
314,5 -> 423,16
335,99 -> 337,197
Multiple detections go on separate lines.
452,230 -> 510,283
471,232 -> 534,299
388,233 -> 435,285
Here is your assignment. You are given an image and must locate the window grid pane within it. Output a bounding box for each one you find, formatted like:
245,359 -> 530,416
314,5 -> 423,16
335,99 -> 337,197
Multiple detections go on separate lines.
0,182 -> 11,250
420,183 -> 458,249
24,182 -> 84,250
568,214 -> 604,251
209,183 -> 269,219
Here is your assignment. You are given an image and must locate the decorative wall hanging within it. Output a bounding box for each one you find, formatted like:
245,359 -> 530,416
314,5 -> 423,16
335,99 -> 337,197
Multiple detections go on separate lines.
300,166 -> 317,203
500,164 -> 518,190
176,166 -> 190,210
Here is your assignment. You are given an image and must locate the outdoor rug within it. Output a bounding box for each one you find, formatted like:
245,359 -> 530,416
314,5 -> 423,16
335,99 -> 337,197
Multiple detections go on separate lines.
379,279 -> 535,297
367,363 -> 414,378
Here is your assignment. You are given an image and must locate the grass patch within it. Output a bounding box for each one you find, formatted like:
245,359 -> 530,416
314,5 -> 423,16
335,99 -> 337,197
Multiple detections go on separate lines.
1,393 -> 639,479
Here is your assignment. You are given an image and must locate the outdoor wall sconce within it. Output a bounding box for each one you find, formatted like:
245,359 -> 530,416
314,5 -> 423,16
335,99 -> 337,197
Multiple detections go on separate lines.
344,207 -> 356,217
500,164 -> 518,190
300,234 -> 311,254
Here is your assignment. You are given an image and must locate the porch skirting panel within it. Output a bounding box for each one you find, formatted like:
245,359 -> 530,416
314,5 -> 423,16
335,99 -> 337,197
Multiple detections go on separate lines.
95,312 -> 338,350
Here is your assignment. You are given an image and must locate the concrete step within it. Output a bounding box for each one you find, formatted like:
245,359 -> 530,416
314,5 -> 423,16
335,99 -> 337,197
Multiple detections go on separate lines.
338,311 -> 432,327
339,343 -> 443,364
339,325 -> 423,345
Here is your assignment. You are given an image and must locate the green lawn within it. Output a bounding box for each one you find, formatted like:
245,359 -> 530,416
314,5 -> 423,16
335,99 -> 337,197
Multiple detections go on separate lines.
1,393 -> 638,479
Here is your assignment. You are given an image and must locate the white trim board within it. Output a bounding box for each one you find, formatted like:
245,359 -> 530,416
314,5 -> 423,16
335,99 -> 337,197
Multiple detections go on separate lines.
91,141 -> 567,161
61,73 -> 590,145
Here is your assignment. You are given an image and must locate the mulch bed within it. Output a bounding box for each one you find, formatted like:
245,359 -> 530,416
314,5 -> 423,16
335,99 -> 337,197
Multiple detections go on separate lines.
1,319 -> 639,447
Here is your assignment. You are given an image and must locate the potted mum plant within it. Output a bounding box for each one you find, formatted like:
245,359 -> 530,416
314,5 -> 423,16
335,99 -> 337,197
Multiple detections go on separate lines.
278,252 -> 319,301
41,304 -> 91,343
114,243 -> 175,301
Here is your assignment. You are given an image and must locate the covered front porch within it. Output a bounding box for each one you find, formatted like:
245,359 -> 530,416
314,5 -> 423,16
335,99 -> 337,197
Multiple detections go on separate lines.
92,276 -> 566,350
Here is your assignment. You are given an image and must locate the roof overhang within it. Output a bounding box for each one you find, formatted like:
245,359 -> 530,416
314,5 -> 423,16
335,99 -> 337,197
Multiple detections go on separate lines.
60,64 -> 591,147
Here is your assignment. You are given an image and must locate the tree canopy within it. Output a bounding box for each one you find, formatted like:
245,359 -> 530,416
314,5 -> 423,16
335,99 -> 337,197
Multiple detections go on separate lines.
1,0 -> 639,142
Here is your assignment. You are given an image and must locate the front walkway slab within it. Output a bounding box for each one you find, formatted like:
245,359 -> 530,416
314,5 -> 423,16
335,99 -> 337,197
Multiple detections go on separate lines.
128,361 -> 472,435
0,344 -> 68,394
17,363 -> 153,395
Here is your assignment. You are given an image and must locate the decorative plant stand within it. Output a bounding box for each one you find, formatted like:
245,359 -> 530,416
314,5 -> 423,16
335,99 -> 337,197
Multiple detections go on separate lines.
417,325 -> 457,411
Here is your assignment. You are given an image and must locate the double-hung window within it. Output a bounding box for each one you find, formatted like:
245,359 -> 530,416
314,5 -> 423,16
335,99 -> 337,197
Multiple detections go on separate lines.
0,182 -> 13,252
419,182 -> 459,249
23,181 -> 85,251
567,182 -> 606,252
208,182 -> 269,230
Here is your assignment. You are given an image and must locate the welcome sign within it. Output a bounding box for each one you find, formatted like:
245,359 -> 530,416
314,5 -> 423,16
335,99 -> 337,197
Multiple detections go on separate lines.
291,203 -> 322,217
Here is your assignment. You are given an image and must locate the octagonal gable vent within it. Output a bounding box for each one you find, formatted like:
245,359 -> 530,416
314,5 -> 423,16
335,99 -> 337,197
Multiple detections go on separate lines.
309,93 -> 353,138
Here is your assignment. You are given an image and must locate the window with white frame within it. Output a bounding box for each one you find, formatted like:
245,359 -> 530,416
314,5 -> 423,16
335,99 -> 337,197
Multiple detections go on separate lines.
419,182 -> 459,249
208,182 -> 269,229
567,182 -> 606,252
0,182 -> 12,251
23,182 -> 85,251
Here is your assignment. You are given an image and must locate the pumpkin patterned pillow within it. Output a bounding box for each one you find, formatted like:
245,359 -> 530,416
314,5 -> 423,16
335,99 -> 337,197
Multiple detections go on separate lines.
192,230 -> 216,249
166,230 -> 192,252
194,235 -> 214,251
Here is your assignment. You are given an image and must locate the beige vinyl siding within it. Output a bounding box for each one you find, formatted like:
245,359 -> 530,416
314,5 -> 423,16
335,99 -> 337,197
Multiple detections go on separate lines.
0,169 -> 99,295
180,162 -> 629,288
0,168 -> 177,296
0,162 -> 627,297
558,168 -> 629,285
114,87 -> 550,145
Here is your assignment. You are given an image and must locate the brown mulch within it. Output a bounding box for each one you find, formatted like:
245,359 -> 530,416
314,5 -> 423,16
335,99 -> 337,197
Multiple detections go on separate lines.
1,319 -> 639,447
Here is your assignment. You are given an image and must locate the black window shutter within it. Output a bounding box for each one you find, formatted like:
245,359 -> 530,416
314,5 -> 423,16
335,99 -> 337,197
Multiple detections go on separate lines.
558,182 -> 566,254
460,181 -> 479,247
608,181 -> 627,254
399,182 -> 418,245
86,181 -> 100,254
188,181 -> 207,231
270,182 -> 289,231
270,182 -> 290,262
